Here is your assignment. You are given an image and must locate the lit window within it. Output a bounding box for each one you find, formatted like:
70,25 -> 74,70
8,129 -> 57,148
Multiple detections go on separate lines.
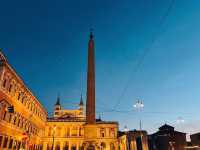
3,79 -> 7,88
100,128 -> 106,137
9,139 -> 13,149
9,84 -> 12,92
17,93 -> 21,100
0,136 -> 2,147
3,137 -> 8,148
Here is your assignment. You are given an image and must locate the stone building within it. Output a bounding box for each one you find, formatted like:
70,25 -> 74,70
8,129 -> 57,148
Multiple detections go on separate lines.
0,51 -> 47,149
148,124 -> 186,150
118,130 -> 149,150
186,132 -> 200,149
42,32 -> 119,150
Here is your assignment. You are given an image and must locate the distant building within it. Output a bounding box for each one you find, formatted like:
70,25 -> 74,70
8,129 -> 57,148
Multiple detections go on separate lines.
118,130 -> 149,150
191,133 -> 200,146
184,132 -> 200,149
148,124 -> 186,150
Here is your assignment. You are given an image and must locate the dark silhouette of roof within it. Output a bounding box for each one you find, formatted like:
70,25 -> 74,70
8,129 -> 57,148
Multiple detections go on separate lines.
159,124 -> 174,131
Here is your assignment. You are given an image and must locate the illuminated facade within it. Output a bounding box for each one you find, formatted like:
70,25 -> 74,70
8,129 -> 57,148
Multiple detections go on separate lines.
0,32 -> 149,150
42,97 -> 118,150
118,130 -> 149,150
0,51 -> 47,150
42,32 -> 119,150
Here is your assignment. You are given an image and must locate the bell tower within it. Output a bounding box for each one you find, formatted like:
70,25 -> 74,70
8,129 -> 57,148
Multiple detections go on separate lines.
54,95 -> 61,117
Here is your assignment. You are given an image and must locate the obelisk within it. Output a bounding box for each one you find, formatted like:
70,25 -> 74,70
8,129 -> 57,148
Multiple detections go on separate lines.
86,31 -> 96,124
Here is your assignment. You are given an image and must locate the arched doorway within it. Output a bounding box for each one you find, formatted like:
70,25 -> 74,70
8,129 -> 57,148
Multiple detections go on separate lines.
55,142 -> 60,150
47,143 -> 52,150
64,142 -> 69,150
71,144 -> 76,150
87,144 -> 95,150
100,143 -> 106,150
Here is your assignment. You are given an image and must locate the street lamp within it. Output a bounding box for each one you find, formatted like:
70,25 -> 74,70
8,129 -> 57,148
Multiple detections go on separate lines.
133,100 -> 144,130
52,125 -> 56,150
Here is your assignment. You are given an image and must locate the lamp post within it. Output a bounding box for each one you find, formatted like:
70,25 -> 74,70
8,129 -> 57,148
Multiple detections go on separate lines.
133,100 -> 144,130
52,125 -> 56,150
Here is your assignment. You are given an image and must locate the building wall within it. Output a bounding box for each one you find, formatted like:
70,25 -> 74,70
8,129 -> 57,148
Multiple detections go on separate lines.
191,133 -> 200,146
42,121 -> 118,150
118,131 -> 149,150
149,132 -> 186,150
0,57 -> 47,150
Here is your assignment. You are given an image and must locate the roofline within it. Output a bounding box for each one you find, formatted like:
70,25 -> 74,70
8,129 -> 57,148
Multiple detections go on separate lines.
0,50 -> 47,115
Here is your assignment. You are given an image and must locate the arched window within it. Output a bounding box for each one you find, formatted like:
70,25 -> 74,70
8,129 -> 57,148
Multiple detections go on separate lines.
3,79 -> 7,88
71,127 -> 77,136
55,142 -> 60,150
13,115 -> 17,125
48,127 -> 52,136
57,127 -> 61,136
17,92 -> 21,100
8,84 -> 12,93
110,128 -> 115,137
79,127 -> 82,136
66,127 -> 70,136
100,128 -> 106,137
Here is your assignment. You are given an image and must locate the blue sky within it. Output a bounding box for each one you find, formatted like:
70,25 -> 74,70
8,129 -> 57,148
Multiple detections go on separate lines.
1,0 -> 200,135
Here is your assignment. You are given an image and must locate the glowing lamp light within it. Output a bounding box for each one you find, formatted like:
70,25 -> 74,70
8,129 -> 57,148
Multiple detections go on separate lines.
133,100 -> 144,110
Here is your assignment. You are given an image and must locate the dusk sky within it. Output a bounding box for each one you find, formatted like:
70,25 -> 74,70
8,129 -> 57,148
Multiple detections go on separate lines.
1,0 -> 200,136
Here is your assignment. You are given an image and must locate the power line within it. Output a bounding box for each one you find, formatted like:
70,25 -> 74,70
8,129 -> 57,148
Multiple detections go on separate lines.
112,0 -> 176,110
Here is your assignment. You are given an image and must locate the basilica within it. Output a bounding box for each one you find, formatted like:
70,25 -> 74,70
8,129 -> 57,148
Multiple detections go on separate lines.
0,32 -> 148,150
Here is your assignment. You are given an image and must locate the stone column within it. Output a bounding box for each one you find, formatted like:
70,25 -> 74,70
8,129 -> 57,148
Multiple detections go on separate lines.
130,139 -> 137,150
106,142 -> 110,150
6,136 -> 10,149
42,142 -> 47,150
77,127 -> 80,137
69,142 -> 71,150
1,136 -> 5,149
0,104 -> 5,120
70,127 -> 72,137
106,128 -> 109,137
7,136 -> 10,149
76,142 -> 79,150
141,135 -> 149,150
60,142 -> 64,150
